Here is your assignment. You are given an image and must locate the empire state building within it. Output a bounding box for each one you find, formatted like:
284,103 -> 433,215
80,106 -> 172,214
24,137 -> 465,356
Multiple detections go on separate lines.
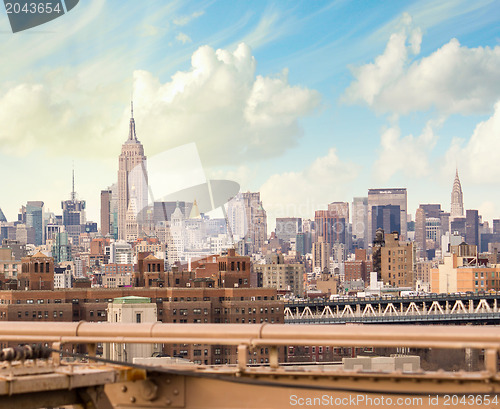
117,103 -> 148,240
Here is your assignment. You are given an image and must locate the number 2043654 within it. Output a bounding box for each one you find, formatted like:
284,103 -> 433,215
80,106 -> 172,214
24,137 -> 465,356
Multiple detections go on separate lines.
5,2 -> 62,14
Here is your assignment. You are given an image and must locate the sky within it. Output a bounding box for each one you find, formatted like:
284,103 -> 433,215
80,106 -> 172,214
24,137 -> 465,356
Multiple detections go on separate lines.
0,0 -> 499,230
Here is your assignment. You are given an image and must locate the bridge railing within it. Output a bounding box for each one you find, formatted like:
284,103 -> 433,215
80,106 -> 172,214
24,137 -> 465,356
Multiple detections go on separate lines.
0,322 -> 499,373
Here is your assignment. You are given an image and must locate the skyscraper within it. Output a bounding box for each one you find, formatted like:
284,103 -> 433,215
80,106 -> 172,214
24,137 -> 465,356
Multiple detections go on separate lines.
117,103 -> 148,240
371,205 -> 401,238
328,202 -> 350,251
415,207 -> 426,259
0,208 -> 6,222
314,208 -> 348,249
367,189 -> 407,244
227,192 -> 267,254
275,217 -> 302,243
352,197 -> 368,248
465,209 -> 479,248
100,188 -> 112,237
61,168 -> 86,246
451,169 -> 464,220
101,184 -> 119,239
25,201 -> 44,246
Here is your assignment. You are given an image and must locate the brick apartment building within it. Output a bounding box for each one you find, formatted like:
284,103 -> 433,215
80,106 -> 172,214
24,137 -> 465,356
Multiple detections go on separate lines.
381,232 -> 415,287
0,286 -> 284,365
344,249 -> 373,283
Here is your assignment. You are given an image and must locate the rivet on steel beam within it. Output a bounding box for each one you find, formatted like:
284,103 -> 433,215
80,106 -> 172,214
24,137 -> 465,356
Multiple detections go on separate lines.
166,378 -> 171,384
173,389 -> 179,396
166,399 -> 172,406
130,397 -> 136,403
121,386 -> 128,393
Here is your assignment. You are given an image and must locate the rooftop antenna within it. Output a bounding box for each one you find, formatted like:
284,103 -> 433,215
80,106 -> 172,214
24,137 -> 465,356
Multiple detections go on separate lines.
71,162 -> 75,201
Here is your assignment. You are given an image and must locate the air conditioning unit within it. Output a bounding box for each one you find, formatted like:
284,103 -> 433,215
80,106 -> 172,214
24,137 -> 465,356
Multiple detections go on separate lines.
186,283 -> 191,287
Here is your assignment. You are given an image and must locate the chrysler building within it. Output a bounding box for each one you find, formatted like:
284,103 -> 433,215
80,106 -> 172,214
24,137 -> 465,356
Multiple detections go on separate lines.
450,169 -> 464,220
117,103 -> 148,240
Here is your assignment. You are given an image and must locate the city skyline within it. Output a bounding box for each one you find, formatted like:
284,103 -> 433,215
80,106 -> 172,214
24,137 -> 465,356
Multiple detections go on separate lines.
0,1 -> 499,228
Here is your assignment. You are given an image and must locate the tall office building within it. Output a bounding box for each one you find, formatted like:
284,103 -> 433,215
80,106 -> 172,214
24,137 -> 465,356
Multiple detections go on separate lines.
252,200 -> 267,254
227,192 -> 267,254
117,103 -> 148,240
421,204 -> 449,237
381,232 -> 415,288
101,184 -> 119,239
23,201 -> 44,246
367,189 -> 407,244
52,232 -> 72,263
450,218 -> 466,237
493,219 -> 500,235
465,209 -> 479,247
415,207 -> 426,260
153,201 -> 193,225
450,169 -> 464,220
275,217 -> 302,243
62,169 -> 86,246
371,205 -> 401,238
415,204 -> 448,259
312,236 -> 330,273
352,197 -> 368,248
100,189 -> 112,236
314,207 -> 348,250
328,202 -> 350,251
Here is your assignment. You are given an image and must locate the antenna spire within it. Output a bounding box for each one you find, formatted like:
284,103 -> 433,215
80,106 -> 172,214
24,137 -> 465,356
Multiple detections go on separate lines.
127,100 -> 137,141
71,162 -> 75,201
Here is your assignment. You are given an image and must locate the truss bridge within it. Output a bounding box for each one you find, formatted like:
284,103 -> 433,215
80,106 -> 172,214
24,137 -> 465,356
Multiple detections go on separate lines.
285,293 -> 500,324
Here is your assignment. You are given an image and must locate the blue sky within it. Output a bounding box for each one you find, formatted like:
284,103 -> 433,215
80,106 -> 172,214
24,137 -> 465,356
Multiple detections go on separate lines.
0,0 -> 499,229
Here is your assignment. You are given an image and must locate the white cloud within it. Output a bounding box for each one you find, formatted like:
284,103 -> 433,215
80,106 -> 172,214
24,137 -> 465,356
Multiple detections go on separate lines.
344,15 -> 500,115
173,11 -> 204,26
176,32 -> 192,44
370,1 -> 494,45
132,43 -> 320,164
0,80 -> 125,157
238,9 -> 285,49
0,43 -> 319,165
260,148 -> 358,228
207,165 -> 256,190
479,201 -> 497,224
142,24 -> 166,37
444,101 -> 500,183
374,120 -> 440,182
